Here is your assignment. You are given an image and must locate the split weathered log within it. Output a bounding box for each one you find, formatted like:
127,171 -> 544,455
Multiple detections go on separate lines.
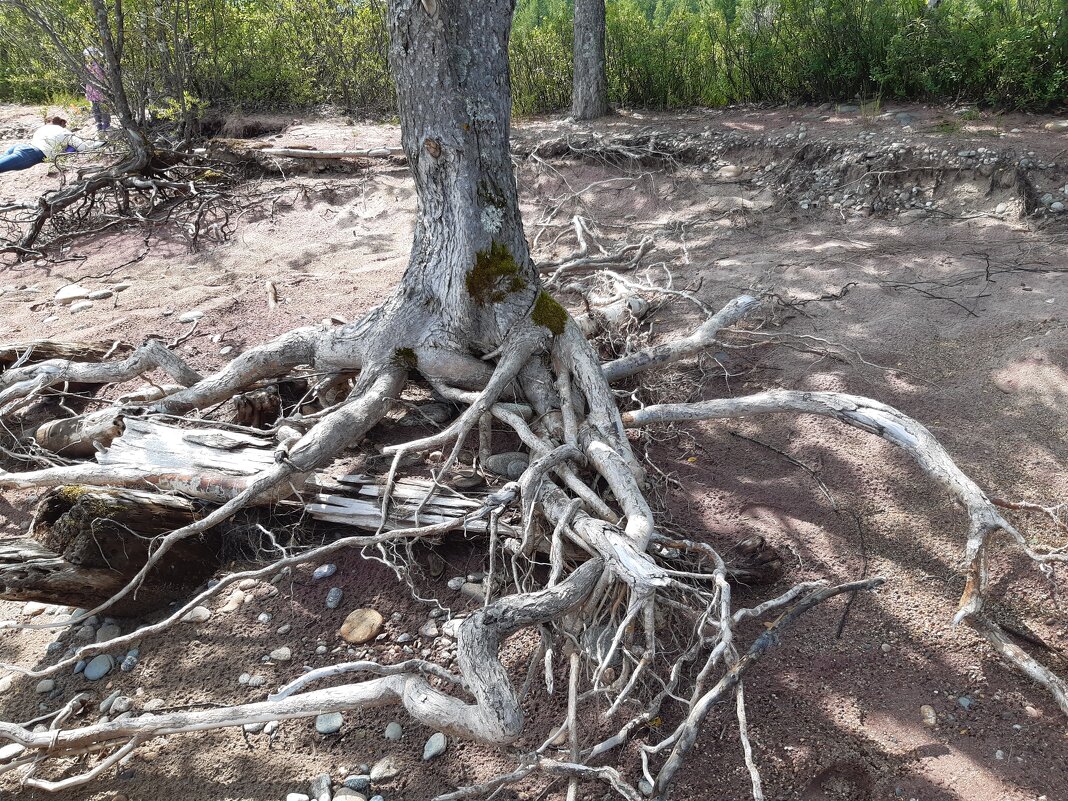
0,486 -> 221,614
4,418 -> 304,503
307,474 -> 514,534
0,340 -> 132,370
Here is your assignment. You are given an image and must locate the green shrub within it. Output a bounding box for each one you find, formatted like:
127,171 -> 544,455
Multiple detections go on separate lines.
0,0 -> 1063,115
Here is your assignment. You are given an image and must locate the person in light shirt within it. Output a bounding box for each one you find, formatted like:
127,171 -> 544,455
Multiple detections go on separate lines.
0,117 -> 101,174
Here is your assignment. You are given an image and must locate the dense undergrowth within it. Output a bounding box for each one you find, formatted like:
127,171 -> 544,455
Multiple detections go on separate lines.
0,0 -> 1064,116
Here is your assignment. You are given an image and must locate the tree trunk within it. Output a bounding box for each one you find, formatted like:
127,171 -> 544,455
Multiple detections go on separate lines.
572,0 -> 608,120
0,487 -> 221,614
381,0 -> 539,355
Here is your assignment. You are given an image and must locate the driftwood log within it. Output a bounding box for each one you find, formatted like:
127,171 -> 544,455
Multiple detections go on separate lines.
0,486 -> 221,614
0,340 -> 132,370
6,417 -> 304,503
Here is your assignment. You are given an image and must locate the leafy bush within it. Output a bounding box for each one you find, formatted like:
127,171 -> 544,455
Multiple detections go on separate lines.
0,0 -> 1063,115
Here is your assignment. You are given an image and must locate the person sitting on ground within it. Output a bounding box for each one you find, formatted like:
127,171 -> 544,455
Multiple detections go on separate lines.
0,117 -> 100,174
83,47 -> 111,134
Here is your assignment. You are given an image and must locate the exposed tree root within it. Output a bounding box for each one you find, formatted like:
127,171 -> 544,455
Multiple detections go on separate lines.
0,278 -> 1061,800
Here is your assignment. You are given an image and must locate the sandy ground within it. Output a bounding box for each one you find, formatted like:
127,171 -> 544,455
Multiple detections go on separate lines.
1,102 -> 1067,801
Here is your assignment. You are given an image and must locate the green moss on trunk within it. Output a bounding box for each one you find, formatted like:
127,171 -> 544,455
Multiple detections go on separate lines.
531,291 -> 567,335
466,241 -> 527,305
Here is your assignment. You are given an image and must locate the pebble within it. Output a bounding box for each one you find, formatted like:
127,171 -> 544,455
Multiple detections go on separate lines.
143,698 -> 166,711
880,643 -> 891,653
269,646 -> 292,662
369,755 -> 399,781
258,613 -> 273,624
423,731 -> 447,760
239,673 -> 251,685
83,654 -> 115,681
441,617 -> 463,638
343,776 -> 371,793
369,796 -> 384,801
100,689 -> 122,712
111,696 -> 133,714
315,712 -> 344,735
419,621 -> 439,638
35,679 -> 55,694
995,202 -> 1008,214
69,300 -> 94,313
239,578 -> 259,590
310,773 -> 332,801
55,283 -> 90,304
957,696 -> 973,710
73,659 -> 86,674
248,675 -> 267,688
178,310 -> 204,323
920,704 -> 937,727
447,577 -> 465,590
22,601 -> 47,617
120,650 -> 140,672
1051,201 -> 1065,212
277,624 -> 292,635
87,289 -> 113,300
313,563 -> 337,580
995,749 -> 1005,760
384,721 -> 402,741
1024,705 -> 1042,719
95,622 -> 121,643
484,451 -> 529,480
183,606 -> 211,623
639,778 -> 654,796
326,587 -> 344,609
219,345 -> 233,356
334,790 -> 366,801
220,590 -> 246,613
112,283 -> 131,292
243,722 -> 265,734
286,795 -> 311,801
338,609 -> 383,644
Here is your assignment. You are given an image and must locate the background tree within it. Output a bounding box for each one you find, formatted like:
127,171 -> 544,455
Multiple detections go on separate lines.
572,0 -> 608,119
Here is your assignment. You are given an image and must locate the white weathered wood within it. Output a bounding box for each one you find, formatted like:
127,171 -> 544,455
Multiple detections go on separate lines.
257,146 -> 404,159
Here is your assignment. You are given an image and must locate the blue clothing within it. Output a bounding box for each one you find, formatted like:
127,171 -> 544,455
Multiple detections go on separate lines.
0,144 -> 45,173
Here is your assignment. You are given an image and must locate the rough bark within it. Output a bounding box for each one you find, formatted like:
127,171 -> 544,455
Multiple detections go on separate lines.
572,0 -> 609,120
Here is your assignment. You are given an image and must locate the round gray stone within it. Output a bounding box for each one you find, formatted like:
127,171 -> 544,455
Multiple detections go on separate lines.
313,563 -> 337,580
83,654 -> 114,681
326,587 -> 343,609
423,731 -> 447,761
315,712 -> 343,735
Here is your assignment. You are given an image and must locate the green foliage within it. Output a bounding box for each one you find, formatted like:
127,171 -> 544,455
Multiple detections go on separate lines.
1,0 -> 1063,114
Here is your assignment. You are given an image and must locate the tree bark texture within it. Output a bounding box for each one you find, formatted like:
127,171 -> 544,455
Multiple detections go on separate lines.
382,0 -> 539,355
572,0 -> 608,120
